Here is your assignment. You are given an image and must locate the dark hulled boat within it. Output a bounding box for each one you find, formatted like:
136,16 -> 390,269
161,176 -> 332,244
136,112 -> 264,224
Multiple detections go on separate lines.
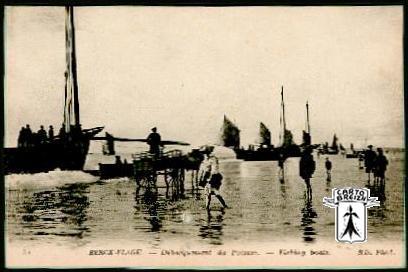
3,7 -> 103,174
234,122 -> 280,161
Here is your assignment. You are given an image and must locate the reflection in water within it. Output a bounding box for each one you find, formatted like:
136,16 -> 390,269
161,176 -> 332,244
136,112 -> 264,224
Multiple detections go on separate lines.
7,151 -> 404,248
300,194 -> 318,243
19,183 -> 90,239
367,183 -> 387,220
198,210 -> 225,245
135,185 -> 162,232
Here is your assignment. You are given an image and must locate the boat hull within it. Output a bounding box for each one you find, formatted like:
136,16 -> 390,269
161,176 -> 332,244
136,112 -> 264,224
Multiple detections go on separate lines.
3,127 -> 103,175
234,148 -> 281,161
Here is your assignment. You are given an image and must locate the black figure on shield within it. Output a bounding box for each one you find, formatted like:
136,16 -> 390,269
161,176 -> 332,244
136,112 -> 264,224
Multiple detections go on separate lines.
341,205 -> 360,239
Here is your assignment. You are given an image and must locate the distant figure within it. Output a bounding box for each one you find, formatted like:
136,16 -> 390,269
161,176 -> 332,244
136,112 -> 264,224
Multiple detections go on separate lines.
299,148 -> 316,201
48,125 -> 54,140
325,157 -> 332,181
37,125 -> 47,143
198,146 -> 228,211
374,148 -> 388,185
278,153 -> 286,183
17,127 -> 25,147
358,153 -> 364,169
147,127 -> 162,156
59,124 -> 66,137
115,155 -> 122,164
25,124 -> 32,147
364,145 -> 377,183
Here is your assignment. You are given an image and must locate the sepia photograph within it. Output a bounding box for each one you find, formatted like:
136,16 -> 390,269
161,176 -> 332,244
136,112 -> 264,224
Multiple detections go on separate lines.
3,4 -> 404,268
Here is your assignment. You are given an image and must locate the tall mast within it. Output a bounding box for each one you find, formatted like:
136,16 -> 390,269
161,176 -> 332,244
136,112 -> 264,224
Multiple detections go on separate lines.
281,86 -> 286,132
64,6 -> 80,130
306,101 -> 310,134
70,6 -> 80,126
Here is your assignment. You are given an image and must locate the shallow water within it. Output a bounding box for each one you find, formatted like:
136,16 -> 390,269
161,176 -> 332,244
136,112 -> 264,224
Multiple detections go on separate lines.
6,149 -> 404,249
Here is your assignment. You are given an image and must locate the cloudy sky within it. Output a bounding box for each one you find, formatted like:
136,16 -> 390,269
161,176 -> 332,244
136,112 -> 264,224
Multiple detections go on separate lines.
5,6 -> 403,148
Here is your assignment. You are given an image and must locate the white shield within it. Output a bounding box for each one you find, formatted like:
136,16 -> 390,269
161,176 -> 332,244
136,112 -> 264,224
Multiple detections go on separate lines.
323,187 -> 380,244
335,202 -> 366,243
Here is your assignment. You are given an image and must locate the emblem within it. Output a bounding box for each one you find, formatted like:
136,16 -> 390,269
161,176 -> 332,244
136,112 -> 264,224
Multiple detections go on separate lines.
323,187 -> 380,243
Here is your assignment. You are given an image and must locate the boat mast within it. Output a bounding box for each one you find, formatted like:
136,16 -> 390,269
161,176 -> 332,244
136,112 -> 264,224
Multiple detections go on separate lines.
306,101 -> 310,134
64,6 -> 80,132
281,86 -> 286,132
70,6 -> 80,127
279,86 -> 287,146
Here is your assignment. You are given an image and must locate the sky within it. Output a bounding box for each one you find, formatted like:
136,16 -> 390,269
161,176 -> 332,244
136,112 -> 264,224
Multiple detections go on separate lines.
4,6 -> 404,148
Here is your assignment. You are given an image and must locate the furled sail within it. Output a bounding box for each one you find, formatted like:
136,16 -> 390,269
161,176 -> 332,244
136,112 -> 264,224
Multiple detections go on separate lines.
302,101 -> 311,146
259,122 -> 271,146
63,6 -> 80,133
220,115 -> 240,149
279,86 -> 296,147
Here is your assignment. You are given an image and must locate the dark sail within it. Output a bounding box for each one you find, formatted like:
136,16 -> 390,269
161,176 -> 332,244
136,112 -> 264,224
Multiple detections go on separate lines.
220,115 -> 240,149
331,134 -> 339,151
259,122 -> 271,146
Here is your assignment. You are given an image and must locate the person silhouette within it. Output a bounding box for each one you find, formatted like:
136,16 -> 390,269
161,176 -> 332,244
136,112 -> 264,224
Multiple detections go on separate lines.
299,148 -> 316,201
325,157 -> 332,181
147,127 -> 162,156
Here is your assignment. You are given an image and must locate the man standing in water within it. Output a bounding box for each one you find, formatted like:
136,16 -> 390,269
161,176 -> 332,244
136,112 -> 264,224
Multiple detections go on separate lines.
325,157 -> 332,181
198,146 -> 228,211
375,148 -> 388,185
299,147 -> 316,201
364,145 -> 377,183
147,127 -> 162,156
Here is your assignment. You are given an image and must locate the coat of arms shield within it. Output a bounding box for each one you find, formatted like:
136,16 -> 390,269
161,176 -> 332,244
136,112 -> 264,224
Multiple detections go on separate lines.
323,188 -> 380,243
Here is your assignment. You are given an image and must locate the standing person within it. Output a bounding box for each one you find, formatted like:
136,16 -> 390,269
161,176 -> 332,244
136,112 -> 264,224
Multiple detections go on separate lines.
59,124 -> 66,138
299,148 -> 316,201
37,125 -> 47,143
147,127 -> 162,156
25,124 -> 32,147
48,125 -> 54,140
364,145 -> 377,183
325,157 -> 332,181
375,148 -> 388,185
17,126 -> 25,147
198,146 -> 228,211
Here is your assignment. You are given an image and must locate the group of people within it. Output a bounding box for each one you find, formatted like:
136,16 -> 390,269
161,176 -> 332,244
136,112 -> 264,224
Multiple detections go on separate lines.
364,145 -> 388,184
17,124 -> 54,147
17,123 -> 86,148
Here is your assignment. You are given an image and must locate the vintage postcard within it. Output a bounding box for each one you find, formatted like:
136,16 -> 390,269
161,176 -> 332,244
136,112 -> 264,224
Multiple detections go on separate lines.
3,5 -> 404,268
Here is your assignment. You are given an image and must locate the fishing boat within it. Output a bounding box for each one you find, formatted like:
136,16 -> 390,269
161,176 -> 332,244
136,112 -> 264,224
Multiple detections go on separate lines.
319,134 -> 340,155
3,6 -> 104,174
345,143 -> 364,158
234,122 -> 280,161
277,86 -> 301,157
234,86 -> 304,160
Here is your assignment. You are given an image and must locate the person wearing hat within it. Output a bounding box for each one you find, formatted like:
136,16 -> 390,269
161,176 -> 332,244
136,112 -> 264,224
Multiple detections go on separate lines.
374,148 -> 388,185
147,127 -> 162,156
198,146 -> 228,210
364,145 -> 377,183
